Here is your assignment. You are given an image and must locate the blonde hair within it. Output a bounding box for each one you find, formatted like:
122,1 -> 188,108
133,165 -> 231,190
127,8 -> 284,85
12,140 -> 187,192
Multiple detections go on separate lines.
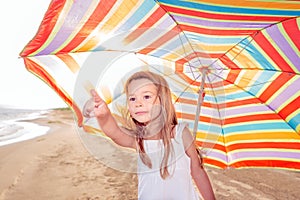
124,71 -> 178,179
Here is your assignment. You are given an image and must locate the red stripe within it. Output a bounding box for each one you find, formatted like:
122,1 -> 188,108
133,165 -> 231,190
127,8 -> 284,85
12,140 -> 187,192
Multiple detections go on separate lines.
253,32 -> 294,72
196,141 -> 226,153
124,7 -> 166,44
278,96 -> 300,120
176,112 -> 223,125
225,113 -> 281,125
227,142 -> 300,152
283,18 -> 300,52
220,55 -> 241,86
220,55 -> 240,70
20,0 -> 66,56
161,4 -> 288,22
224,69 -> 241,86
59,0 -> 117,53
226,98 -> 260,107
203,158 -> 227,169
231,160 -> 300,170
23,58 -> 83,127
175,98 -> 214,110
180,24 -> 255,36
219,56 -> 242,86
259,73 -> 295,103
176,97 -> 210,107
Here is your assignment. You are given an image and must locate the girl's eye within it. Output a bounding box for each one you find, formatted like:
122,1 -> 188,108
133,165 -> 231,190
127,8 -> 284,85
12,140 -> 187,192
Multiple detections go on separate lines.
144,95 -> 151,100
129,97 -> 136,102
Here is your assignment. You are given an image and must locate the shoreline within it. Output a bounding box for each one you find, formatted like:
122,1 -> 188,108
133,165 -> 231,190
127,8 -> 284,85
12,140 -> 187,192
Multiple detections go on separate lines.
0,109 -> 299,200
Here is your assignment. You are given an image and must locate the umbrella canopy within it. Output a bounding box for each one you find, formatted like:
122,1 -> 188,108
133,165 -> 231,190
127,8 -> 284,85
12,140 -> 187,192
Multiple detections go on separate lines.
20,0 -> 300,170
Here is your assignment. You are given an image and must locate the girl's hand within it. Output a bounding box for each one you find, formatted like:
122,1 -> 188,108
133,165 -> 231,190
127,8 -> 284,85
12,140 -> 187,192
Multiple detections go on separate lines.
90,89 -> 110,118
90,90 -> 135,149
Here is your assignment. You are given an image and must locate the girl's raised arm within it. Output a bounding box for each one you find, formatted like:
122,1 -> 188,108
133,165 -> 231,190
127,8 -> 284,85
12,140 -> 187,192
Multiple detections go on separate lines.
91,89 -> 135,149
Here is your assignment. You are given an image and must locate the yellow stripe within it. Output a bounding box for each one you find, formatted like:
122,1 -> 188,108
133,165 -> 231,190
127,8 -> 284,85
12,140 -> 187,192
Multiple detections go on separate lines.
289,108 -> 300,121
196,43 -> 233,53
229,46 -> 260,70
237,70 -> 259,90
296,123 -> 300,134
225,132 -> 300,144
286,107 -> 300,125
236,42 -> 266,70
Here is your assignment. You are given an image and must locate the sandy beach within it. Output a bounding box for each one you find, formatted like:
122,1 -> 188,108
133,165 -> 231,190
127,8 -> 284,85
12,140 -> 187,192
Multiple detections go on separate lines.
0,109 -> 299,200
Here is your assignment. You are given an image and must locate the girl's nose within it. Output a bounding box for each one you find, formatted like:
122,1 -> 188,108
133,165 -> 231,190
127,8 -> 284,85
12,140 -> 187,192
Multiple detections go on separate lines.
135,102 -> 142,107
135,98 -> 143,107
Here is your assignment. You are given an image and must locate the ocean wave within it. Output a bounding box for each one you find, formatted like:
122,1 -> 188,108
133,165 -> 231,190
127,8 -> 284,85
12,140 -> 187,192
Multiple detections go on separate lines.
0,108 -> 50,146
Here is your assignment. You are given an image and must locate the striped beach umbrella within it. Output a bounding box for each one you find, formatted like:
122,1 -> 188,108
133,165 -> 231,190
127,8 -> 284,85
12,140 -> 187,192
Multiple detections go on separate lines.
20,0 -> 300,170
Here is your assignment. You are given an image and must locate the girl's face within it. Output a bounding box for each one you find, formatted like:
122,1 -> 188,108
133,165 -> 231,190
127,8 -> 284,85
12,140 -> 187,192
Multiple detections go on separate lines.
127,78 -> 161,124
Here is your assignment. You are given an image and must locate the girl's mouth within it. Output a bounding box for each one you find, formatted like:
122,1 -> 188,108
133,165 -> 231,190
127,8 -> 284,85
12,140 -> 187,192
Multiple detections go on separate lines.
135,111 -> 148,115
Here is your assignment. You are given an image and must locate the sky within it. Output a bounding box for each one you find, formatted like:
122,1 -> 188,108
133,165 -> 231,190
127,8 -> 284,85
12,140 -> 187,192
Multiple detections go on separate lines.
0,0 -> 67,109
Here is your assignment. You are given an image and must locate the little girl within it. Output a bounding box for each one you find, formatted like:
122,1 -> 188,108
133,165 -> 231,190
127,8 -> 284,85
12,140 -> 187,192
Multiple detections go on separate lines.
90,71 -> 215,200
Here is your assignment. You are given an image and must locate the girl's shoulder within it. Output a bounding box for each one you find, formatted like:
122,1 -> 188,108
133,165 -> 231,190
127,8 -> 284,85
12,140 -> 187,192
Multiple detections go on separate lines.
175,122 -> 189,140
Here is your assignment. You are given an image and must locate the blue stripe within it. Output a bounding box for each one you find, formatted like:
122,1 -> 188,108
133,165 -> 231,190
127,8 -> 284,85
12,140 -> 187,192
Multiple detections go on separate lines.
241,39 -> 277,70
289,112 -> 300,131
247,71 -> 277,96
186,33 -> 243,45
117,1 -> 157,32
93,46 -> 106,51
184,122 -> 223,134
224,122 -> 291,133
225,91 -> 252,101
159,0 -> 300,16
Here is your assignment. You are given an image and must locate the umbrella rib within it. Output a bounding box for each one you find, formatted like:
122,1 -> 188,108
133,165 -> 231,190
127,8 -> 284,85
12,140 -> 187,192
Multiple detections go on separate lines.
223,67 -> 300,75
204,74 -> 229,162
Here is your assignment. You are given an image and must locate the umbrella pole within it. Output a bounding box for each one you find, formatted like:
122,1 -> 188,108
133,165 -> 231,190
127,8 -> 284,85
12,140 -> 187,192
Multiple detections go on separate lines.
192,68 -> 207,139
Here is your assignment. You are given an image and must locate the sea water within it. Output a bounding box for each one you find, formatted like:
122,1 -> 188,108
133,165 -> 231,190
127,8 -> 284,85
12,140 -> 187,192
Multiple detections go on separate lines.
0,107 -> 50,146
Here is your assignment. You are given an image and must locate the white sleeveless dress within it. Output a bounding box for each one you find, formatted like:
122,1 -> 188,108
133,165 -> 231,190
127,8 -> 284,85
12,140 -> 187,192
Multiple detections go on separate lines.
137,123 -> 200,200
